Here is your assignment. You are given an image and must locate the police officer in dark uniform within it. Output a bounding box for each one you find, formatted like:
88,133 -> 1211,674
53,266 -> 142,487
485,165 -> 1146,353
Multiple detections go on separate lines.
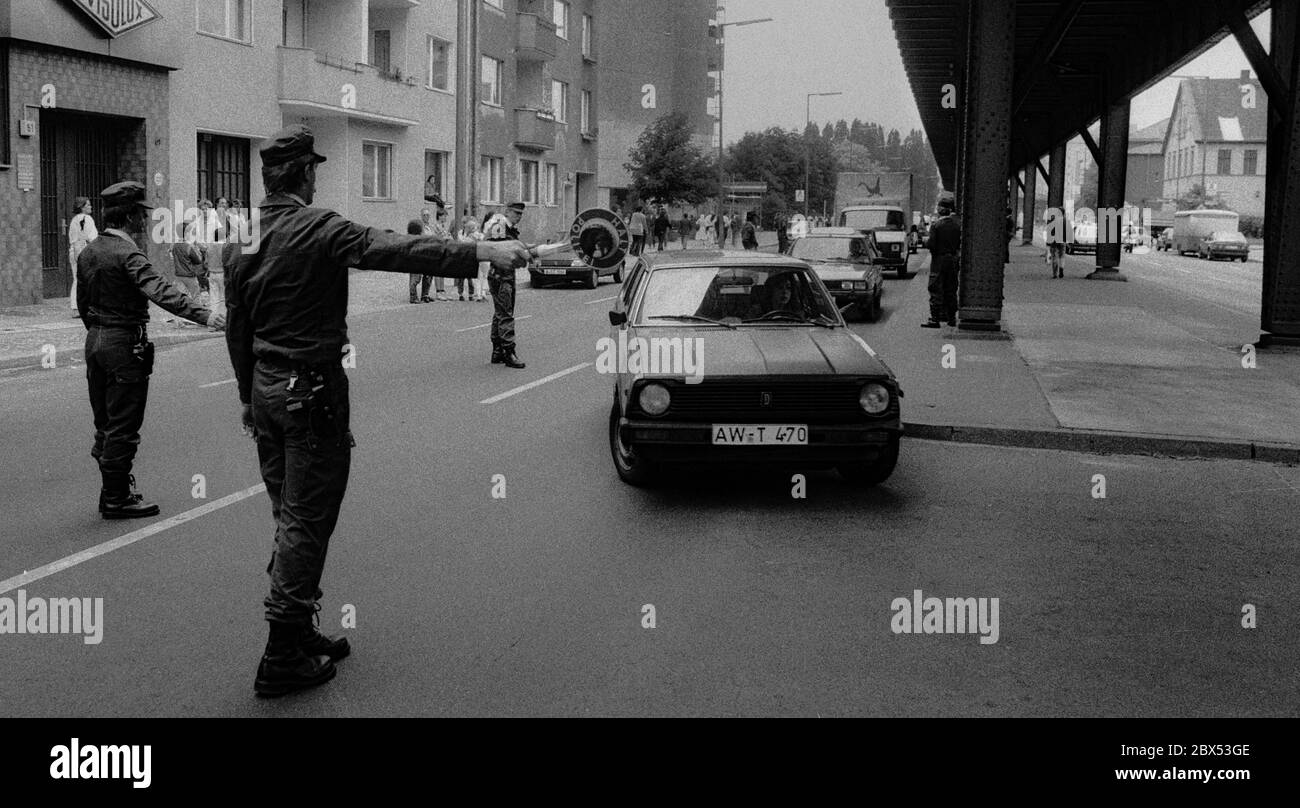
77,181 -> 225,518
482,201 -> 526,368
923,194 -> 961,328
226,125 -> 529,697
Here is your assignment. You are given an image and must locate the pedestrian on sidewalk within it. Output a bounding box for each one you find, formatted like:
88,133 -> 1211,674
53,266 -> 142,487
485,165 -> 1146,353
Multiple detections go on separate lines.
77,181 -> 225,520
225,125 -> 527,698
170,208 -> 206,321
653,206 -> 671,252
429,199 -> 454,300
483,202 -> 528,368
741,211 -> 759,250
68,197 -> 97,314
679,212 -> 692,249
775,212 -> 790,255
456,207 -> 486,301
194,198 -> 227,315
923,195 -> 960,328
628,205 -> 648,256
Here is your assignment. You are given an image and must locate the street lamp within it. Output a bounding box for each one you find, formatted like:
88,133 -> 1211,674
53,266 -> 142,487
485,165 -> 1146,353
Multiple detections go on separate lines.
805,91 -> 843,217
713,10 -> 773,220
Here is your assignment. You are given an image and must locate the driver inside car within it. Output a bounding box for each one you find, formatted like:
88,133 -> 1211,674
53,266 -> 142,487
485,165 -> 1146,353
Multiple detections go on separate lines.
750,273 -> 803,318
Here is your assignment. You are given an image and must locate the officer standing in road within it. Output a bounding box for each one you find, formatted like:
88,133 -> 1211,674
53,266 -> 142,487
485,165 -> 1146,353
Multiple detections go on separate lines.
922,193 -> 961,328
225,125 -> 529,698
482,201 -> 527,369
76,181 -> 225,519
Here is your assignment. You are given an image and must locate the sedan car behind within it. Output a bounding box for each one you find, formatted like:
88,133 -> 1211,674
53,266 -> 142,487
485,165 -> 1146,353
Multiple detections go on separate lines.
1198,231 -> 1249,262
789,227 -> 883,322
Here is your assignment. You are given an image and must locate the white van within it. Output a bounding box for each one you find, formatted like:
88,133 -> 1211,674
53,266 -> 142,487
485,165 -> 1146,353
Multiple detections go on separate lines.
1171,210 -> 1239,256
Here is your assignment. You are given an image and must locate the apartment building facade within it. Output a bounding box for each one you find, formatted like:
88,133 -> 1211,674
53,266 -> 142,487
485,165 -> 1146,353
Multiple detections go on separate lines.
1161,72 -> 1267,218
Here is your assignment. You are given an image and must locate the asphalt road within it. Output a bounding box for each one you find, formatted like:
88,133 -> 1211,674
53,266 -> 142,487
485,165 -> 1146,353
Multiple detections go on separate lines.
0,270 -> 1296,716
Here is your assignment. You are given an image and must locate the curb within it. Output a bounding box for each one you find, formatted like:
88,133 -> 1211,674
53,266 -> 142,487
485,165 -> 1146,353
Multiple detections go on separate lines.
0,329 -> 223,373
902,422 -> 1300,464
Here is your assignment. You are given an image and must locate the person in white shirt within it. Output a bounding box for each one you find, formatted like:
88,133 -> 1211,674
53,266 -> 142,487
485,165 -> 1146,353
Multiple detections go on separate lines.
68,197 -> 98,312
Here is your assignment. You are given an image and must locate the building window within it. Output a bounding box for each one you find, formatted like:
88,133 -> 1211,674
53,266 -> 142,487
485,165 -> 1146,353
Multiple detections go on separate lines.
544,163 -> 559,206
1218,149 -> 1232,175
424,151 -> 448,202
197,133 -> 251,210
371,29 -> 391,71
550,80 -> 568,123
427,37 -> 450,91
362,141 -> 393,200
580,89 -> 592,134
582,14 -> 593,58
1244,149 -> 1258,175
197,0 -> 251,43
481,155 -> 503,203
553,1 -> 570,39
520,159 -> 540,205
481,55 -> 503,106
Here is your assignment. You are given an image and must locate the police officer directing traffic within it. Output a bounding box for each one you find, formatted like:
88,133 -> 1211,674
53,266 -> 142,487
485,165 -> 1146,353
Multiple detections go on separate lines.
923,193 -> 960,328
226,125 -> 529,698
77,181 -> 225,519
483,201 -> 527,368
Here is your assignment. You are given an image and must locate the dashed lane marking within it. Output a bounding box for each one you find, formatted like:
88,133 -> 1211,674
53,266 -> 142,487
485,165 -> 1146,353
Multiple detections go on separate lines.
455,314 -> 533,333
479,362 -> 593,405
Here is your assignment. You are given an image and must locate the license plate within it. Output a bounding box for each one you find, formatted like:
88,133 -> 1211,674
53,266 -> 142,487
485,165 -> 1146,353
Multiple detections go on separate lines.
712,424 -> 808,445
543,268 -> 567,275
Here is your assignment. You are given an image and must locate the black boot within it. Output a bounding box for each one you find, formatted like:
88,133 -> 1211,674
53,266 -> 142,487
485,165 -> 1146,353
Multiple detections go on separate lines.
255,621 -> 337,698
502,351 -> 526,369
491,344 -> 504,364
300,604 -> 350,661
99,472 -> 160,520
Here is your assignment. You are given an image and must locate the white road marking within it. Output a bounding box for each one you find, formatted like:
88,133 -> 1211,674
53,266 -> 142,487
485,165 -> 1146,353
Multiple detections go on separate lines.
0,483 -> 267,595
480,362 -> 593,404
455,314 -> 532,333
200,378 -> 238,388
584,295 -> 619,305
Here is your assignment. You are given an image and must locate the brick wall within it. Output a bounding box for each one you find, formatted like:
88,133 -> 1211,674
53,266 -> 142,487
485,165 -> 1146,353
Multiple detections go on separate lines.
0,44 -> 170,306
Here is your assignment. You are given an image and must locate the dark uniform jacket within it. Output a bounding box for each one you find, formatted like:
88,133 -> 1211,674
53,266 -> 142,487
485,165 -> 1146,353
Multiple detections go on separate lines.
927,214 -> 962,256
77,230 -> 212,328
225,193 -> 479,405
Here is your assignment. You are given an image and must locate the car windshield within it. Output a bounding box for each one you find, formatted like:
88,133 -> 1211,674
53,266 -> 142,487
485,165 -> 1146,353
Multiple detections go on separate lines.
790,236 -> 871,262
1211,231 -> 1246,242
637,266 -> 839,326
840,209 -> 904,230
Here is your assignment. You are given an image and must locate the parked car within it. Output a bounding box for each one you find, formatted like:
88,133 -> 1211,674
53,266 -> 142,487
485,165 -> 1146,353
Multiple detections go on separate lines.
1065,222 -> 1097,255
1198,231 -> 1250,262
789,227 -> 884,322
837,205 -> 910,277
528,241 -> 624,289
607,252 -> 902,487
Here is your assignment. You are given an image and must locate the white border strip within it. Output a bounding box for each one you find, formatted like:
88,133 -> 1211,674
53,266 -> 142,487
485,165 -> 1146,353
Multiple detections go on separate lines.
479,363 -> 592,405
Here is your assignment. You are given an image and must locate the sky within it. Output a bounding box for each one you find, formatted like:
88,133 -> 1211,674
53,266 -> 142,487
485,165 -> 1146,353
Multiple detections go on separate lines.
720,1 -> 1271,144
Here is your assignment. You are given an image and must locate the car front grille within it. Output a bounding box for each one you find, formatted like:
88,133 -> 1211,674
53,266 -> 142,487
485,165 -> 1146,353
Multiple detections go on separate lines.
634,379 -> 897,423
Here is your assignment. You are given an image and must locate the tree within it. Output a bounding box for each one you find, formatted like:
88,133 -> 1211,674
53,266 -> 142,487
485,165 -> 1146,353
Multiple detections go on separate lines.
726,126 -> 837,215
821,122 -> 835,140
833,119 -> 850,142
1177,183 -> 1227,211
624,111 -> 718,205
849,118 -> 869,147
803,120 -> 820,139
832,140 -> 883,173
885,129 -> 902,168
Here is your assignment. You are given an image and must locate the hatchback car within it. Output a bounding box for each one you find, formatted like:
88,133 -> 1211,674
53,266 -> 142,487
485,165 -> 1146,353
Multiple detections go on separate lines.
789,228 -> 884,322
529,241 -> 625,288
1198,231 -> 1249,262
607,252 -> 902,487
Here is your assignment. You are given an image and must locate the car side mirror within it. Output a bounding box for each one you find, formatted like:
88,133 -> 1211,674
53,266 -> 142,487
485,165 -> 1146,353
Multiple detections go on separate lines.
608,310 -> 627,327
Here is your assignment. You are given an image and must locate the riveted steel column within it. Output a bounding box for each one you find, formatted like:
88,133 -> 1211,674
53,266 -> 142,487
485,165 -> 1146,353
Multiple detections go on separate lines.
1021,162 -> 1037,244
1089,99 -> 1129,280
957,0 -> 1016,331
1047,141 -> 1066,224
1261,0 -> 1300,346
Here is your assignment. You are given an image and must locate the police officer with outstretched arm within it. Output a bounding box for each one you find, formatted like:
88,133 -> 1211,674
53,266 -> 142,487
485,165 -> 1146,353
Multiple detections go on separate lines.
225,126 -> 530,697
77,181 -> 226,519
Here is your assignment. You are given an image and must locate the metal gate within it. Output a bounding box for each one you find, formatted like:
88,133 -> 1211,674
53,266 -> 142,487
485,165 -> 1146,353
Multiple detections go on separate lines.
196,133 -> 251,207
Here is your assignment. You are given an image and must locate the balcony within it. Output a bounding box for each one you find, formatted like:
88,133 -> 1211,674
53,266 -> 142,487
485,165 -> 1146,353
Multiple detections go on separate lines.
278,46 -> 419,127
516,13 -> 558,62
514,108 -> 556,151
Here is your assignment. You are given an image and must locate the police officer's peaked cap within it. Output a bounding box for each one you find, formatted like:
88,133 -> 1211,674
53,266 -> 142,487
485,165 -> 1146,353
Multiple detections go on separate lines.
506,202 -> 526,212
260,124 -> 328,167
937,192 -> 956,211
100,181 -> 153,210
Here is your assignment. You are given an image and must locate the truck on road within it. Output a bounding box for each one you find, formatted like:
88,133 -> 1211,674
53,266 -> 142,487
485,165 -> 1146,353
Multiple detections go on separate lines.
1170,209 -> 1239,256
834,173 -> 916,277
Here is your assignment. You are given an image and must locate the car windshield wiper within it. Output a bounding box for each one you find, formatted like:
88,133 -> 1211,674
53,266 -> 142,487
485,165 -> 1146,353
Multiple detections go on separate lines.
742,311 -> 837,328
646,314 -> 738,329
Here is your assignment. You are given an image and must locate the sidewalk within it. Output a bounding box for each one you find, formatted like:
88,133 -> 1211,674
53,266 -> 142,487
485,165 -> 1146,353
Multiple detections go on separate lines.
868,243 -> 1300,462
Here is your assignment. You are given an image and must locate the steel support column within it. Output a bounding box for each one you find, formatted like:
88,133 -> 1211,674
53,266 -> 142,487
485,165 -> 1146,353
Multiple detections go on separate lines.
1047,142 -> 1066,215
1261,0 -> 1300,345
957,0 -> 1016,331
1089,99 -> 1129,280
1021,163 -> 1037,244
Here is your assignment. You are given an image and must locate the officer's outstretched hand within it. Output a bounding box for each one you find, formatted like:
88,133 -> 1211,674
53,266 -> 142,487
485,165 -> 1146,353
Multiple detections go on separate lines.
477,240 -> 532,273
207,311 -> 227,330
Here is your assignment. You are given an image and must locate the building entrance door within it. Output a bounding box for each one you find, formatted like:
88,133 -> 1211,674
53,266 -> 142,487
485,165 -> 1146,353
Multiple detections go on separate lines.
39,110 -> 139,298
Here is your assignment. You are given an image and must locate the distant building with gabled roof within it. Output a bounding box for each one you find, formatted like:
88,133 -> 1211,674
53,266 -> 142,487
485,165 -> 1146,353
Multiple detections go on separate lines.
1161,71 -> 1267,218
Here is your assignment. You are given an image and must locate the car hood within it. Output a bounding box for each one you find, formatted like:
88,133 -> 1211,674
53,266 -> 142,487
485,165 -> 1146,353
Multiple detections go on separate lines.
874,231 -> 908,243
811,263 -> 873,281
635,326 -> 892,377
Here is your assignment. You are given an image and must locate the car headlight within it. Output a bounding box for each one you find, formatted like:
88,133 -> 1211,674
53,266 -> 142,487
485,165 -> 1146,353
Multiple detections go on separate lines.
860,383 -> 890,415
638,383 -> 671,416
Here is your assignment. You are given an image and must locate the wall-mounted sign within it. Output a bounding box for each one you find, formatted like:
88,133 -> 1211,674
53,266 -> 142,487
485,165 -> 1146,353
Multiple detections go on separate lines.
15,154 -> 35,192
153,172 -> 164,187
71,0 -> 161,38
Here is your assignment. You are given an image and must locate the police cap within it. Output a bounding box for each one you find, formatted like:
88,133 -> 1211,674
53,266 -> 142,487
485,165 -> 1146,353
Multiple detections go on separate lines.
260,124 -> 328,168
100,181 -> 153,211
506,202 -> 526,212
